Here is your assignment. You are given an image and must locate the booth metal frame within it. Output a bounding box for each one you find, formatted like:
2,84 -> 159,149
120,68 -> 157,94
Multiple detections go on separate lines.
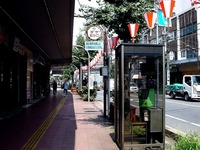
114,43 -> 166,150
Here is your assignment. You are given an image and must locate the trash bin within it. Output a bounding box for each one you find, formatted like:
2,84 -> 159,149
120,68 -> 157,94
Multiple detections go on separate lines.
71,87 -> 76,94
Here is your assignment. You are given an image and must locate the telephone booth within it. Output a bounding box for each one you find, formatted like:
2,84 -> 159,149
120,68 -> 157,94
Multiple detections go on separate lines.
114,43 -> 165,150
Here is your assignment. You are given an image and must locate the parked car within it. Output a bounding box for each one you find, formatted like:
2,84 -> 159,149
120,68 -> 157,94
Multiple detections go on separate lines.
130,82 -> 138,93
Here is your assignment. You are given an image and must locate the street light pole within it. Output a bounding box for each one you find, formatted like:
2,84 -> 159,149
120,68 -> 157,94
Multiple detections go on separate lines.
74,45 -> 90,102
72,55 -> 82,91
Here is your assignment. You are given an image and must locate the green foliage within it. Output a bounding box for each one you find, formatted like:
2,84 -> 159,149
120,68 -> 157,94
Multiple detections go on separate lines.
77,89 -> 83,97
78,0 -> 154,42
110,63 -> 115,78
63,34 -> 97,79
130,125 -> 146,136
82,86 -> 97,101
172,133 -> 200,150
73,34 -> 97,66
62,65 -> 76,80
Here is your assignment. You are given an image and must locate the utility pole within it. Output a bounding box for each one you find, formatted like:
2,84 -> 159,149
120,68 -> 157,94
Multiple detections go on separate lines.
103,30 -> 109,117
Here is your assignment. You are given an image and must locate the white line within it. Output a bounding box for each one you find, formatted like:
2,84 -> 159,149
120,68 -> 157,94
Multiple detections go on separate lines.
166,114 -> 200,128
166,114 -> 188,122
166,99 -> 200,108
190,122 -> 200,127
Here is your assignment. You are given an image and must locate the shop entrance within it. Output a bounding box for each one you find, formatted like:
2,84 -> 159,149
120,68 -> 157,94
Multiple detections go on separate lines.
114,43 -> 165,150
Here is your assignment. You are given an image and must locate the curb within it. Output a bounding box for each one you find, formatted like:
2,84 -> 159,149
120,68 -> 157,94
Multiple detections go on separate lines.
165,125 -> 186,141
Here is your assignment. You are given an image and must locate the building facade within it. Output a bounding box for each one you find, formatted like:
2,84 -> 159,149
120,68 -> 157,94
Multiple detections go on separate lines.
0,11 -> 50,113
148,6 -> 200,84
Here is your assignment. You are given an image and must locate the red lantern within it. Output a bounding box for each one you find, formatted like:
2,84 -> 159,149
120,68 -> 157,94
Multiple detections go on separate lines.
111,36 -> 119,48
127,23 -> 139,43
159,0 -> 175,19
193,0 -> 198,11
144,12 -> 157,36
144,12 -> 157,30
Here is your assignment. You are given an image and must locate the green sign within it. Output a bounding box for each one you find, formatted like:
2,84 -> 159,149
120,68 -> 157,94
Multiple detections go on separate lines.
85,41 -> 103,51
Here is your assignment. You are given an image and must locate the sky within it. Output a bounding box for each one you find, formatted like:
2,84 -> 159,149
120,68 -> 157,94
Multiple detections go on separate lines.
73,0 -> 98,44
73,0 -> 193,44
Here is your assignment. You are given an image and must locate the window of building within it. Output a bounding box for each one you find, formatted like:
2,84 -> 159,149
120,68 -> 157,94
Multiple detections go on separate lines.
187,50 -> 195,58
180,23 -> 197,37
181,49 -> 186,58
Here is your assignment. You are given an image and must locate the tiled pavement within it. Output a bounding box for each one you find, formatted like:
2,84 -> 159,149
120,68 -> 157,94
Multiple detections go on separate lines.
36,93 -> 118,150
0,89 -> 175,150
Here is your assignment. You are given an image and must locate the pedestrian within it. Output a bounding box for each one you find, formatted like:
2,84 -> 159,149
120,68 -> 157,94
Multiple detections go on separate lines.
63,80 -> 68,96
52,80 -> 57,95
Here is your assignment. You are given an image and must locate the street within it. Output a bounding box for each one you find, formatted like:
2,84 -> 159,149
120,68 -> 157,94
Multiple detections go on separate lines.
166,95 -> 200,134
96,90 -> 200,135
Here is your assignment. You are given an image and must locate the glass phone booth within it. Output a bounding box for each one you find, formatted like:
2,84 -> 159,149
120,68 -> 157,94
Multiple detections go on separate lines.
114,43 -> 165,150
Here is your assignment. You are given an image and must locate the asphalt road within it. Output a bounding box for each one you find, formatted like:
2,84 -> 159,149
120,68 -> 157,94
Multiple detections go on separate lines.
96,90 -> 200,135
165,95 -> 200,134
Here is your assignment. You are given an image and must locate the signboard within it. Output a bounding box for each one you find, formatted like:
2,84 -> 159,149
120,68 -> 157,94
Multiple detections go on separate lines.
157,10 -> 172,27
85,41 -> 103,51
87,26 -> 102,40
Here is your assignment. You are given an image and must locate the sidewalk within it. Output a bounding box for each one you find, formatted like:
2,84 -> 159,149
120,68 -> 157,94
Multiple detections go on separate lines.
35,92 -> 175,150
35,92 -> 119,150
0,90 -> 176,150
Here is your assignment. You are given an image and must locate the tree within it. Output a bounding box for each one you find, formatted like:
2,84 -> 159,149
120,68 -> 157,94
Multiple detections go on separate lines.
62,34 -> 98,81
78,0 -> 154,42
72,34 -> 97,67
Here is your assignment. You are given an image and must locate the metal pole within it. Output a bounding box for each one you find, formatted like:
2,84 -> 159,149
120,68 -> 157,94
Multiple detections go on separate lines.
155,1 -> 165,149
100,25 -> 109,117
107,48 -> 110,115
104,30 -> 110,116
80,63 -> 82,91
72,55 -> 82,91
197,49 -> 200,74
88,54 -> 90,102
155,0 -> 160,106
74,45 -> 90,102
166,41 -> 170,85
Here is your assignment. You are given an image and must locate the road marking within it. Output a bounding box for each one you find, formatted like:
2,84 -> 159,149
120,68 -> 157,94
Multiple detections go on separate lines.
166,114 -> 200,128
166,99 -> 200,108
166,114 -> 187,122
21,97 -> 66,150
190,122 -> 200,127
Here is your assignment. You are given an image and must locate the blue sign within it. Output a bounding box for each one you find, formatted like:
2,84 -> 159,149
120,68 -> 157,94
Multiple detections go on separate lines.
158,10 -> 172,27
85,41 -> 103,51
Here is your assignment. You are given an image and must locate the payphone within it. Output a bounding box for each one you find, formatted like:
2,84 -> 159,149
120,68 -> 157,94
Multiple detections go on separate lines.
114,43 -> 165,150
